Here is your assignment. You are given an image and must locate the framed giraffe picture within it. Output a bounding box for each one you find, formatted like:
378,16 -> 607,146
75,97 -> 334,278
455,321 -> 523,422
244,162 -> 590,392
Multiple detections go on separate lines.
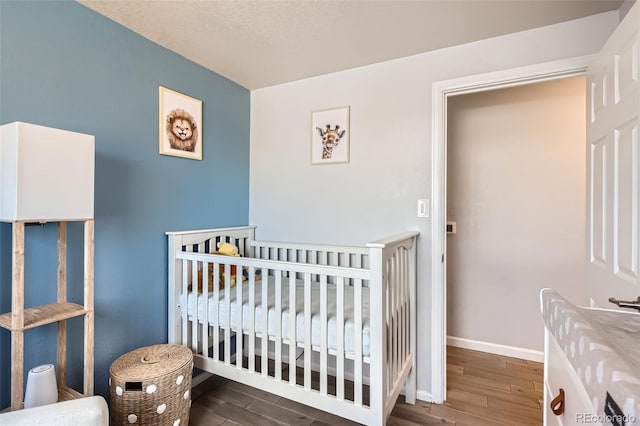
311,106 -> 350,165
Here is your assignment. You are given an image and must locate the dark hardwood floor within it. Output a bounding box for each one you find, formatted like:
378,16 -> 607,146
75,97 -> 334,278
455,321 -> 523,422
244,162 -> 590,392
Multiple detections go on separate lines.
189,346 -> 543,425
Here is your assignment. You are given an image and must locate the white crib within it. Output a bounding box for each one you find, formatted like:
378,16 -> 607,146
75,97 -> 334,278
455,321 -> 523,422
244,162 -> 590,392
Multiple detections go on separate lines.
166,226 -> 418,425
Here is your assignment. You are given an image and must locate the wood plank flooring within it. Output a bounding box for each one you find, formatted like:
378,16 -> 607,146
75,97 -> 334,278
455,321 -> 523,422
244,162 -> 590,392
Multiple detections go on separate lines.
189,346 -> 543,425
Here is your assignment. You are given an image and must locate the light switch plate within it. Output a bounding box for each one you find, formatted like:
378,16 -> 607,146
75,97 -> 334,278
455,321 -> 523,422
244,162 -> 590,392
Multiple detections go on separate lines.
417,199 -> 429,218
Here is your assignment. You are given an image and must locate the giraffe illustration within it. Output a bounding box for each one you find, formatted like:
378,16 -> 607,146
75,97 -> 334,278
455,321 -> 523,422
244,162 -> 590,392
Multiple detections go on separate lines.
316,124 -> 346,159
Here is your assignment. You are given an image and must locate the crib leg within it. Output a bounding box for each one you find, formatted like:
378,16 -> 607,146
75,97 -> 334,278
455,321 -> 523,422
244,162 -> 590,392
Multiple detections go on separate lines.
370,411 -> 385,426
405,365 -> 417,404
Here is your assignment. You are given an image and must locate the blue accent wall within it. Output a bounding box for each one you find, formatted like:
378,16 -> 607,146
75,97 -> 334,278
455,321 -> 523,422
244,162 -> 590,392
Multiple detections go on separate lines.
0,1 -> 250,408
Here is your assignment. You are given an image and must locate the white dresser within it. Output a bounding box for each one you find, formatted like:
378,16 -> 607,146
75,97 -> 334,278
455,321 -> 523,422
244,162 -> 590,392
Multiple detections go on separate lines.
544,327 -> 600,425
541,289 -> 640,426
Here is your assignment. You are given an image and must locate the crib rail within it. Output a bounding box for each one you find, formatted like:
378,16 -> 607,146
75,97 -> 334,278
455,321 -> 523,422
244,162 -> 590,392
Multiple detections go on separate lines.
252,240 -> 369,269
167,227 -> 418,425
252,240 -> 370,285
167,225 -> 256,254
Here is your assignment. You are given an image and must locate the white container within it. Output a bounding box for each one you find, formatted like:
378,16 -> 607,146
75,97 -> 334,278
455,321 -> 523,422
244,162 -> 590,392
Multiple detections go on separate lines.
0,122 -> 94,222
24,364 -> 58,408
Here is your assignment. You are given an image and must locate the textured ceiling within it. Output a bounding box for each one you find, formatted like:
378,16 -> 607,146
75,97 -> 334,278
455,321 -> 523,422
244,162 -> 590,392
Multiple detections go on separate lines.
78,0 -> 624,90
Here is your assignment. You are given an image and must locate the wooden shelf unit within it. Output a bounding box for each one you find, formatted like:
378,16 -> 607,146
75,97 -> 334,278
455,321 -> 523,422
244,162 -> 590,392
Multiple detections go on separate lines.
2,220 -> 94,411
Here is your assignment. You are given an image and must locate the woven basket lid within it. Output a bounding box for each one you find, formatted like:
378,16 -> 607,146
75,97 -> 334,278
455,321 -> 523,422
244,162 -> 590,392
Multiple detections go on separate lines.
110,344 -> 192,381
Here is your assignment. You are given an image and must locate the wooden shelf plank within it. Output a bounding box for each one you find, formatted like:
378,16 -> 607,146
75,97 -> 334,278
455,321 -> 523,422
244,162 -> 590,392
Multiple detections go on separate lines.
0,302 -> 87,331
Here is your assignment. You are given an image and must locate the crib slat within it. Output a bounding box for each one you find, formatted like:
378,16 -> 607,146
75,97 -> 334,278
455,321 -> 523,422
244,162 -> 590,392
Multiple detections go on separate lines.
320,275 -> 327,395
399,251 -> 404,375
236,263 -> 243,369
224,264 -> 231,365
385,255 -> 395,392
336,276 -> 344,401
202,260 -> 210,361
191,260 -> 199,354
399,252 -> 404,367
213,263 -> 220,361
389,254 -> 395,388
400,251 -> 405,373
248,268 -> 255,372
393,253 -> 399,386
406,248 -> 411,361
354,277 -> 363,406
261,268 -> 269,377
304,273 -> 311,390
396,252 -> 401,366
402,249 -> 408,363
398,251 -> 404,376
386,258 -> 391,391
319,251 -> 327,284
353,254 -> 362,287
275,271 -> 282,381
181,260 -> 189,348
288,274 -> 296,386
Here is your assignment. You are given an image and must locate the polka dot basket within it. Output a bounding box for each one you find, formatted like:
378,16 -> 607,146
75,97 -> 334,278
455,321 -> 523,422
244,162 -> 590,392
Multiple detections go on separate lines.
109,344 -> 193,426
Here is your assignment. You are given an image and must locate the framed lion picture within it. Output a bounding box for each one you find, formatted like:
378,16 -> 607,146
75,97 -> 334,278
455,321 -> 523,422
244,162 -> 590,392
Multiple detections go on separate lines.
159,86 -> 203,160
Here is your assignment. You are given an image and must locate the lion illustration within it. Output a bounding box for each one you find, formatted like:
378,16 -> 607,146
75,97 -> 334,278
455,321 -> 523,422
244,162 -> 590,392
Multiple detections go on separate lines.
166,108 -> 198,152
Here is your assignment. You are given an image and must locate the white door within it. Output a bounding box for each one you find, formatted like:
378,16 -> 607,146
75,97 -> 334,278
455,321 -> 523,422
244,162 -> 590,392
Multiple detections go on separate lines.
586,2 -> 640,310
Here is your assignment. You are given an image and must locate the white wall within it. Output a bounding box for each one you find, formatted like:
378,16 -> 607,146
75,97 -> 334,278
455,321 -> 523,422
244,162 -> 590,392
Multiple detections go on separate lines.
446,77 -> 587,354
249,12 -> 618,399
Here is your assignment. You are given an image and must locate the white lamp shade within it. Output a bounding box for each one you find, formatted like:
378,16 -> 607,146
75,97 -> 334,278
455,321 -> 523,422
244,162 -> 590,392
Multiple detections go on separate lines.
24,364 -> 58,408
0,122 -> 94,222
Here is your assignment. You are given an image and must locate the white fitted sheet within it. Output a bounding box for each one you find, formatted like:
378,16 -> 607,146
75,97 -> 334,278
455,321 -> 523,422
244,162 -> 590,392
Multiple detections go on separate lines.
180,276 -> 370,357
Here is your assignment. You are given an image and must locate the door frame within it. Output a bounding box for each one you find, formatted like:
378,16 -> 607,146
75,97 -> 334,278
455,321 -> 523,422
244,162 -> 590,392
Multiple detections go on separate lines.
429,54 -> 594,403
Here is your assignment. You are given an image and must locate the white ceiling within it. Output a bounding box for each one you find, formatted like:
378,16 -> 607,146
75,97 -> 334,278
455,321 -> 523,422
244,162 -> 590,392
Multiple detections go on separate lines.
78,0 -> 624,90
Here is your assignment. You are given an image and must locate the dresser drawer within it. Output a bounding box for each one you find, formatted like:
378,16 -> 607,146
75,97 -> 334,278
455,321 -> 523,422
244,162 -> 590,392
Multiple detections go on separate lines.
544,329 -> 600,426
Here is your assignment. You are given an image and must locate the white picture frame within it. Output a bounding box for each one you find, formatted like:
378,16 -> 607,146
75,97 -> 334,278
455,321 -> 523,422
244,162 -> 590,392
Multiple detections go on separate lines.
159,86 -> 203,160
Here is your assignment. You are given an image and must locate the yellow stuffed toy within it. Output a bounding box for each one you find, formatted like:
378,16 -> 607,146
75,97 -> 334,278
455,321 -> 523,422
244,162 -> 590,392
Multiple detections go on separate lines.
213,242 -> 241,288
215,242 -> 240,257
213,242 -> 262,285
189,242 -> 240,293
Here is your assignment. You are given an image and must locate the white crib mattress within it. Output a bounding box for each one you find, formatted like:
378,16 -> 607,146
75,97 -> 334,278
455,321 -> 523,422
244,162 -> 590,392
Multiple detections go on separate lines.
180,276 -> 371,357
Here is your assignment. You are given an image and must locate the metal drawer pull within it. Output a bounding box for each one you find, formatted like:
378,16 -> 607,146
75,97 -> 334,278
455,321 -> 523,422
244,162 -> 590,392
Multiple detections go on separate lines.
608,296 -> 640,312
551,388 -> 565,415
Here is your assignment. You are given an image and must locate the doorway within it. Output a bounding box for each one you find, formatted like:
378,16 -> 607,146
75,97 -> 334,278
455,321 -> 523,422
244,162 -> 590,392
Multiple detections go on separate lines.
445,77 -> 587,356
429,56 -> 594,403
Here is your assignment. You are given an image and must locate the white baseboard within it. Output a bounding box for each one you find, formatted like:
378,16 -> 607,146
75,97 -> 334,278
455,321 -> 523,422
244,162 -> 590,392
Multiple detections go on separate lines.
416,389 -> 432,402
447,336 -> 544,363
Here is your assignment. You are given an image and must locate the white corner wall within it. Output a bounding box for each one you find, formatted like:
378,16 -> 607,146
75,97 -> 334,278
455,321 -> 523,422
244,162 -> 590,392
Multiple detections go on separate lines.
446,77 -> 587,354
249,12 -> 618,399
